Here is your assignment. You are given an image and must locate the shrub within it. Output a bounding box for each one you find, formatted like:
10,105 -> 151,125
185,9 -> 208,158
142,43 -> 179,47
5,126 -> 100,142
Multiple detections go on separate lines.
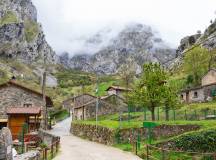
173,128 -> 216,152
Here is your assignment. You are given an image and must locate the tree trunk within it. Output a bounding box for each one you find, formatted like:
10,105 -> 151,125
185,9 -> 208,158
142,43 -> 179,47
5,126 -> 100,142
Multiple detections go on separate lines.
151,107 -> 155,121
165,106 -> 169,121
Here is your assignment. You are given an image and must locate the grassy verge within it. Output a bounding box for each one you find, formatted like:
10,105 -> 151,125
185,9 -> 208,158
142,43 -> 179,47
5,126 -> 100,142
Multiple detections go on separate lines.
50,109 -> 70,122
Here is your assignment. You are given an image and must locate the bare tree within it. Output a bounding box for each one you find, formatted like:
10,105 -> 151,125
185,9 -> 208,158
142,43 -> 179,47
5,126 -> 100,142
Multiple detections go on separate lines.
118,59 -> 136,102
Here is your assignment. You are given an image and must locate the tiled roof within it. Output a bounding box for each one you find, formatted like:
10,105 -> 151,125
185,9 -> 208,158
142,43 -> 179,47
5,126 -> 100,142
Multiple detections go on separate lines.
6,107 -> 41,115
181,82 -> 216,92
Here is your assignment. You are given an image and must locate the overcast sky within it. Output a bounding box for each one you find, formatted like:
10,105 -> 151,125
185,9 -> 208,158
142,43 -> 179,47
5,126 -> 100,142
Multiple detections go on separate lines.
32,0 -> 216,55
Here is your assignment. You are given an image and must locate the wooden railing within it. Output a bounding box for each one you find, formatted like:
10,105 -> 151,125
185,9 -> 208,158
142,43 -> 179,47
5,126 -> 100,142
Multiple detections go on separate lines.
41,137 -> 60,160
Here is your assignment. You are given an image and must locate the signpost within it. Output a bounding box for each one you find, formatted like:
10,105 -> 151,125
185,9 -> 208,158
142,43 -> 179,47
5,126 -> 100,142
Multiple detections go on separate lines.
143,122 -> 157,144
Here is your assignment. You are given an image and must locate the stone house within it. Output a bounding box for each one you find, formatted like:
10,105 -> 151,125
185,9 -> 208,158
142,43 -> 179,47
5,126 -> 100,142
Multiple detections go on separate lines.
72,94 -> 127,120
106,86 -> 132,99
181,69 -> 216,103
0,80 -> 53,128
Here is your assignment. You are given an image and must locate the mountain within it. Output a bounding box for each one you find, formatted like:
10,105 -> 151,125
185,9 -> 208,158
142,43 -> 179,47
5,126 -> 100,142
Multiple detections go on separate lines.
0,0 -> 59,87
60,23 -> 176,74
172,18 -> 216,69
0,0 -> 57,64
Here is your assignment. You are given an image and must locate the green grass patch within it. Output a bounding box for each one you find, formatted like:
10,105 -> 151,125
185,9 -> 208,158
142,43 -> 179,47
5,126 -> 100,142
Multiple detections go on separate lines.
24,19 -> 39,42
50,109 -> 70,122
0,11 -> 18,26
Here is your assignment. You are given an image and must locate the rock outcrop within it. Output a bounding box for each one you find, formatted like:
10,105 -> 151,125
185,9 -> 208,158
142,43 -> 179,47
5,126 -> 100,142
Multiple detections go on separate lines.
173,18 -> 216,69
60,23 -> 176,74
0,0 -> 57,64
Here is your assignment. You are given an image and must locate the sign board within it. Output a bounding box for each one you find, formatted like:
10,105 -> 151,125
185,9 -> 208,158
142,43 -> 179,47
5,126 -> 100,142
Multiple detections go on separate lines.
143,122 -> 158,144
143,122 -> 157,128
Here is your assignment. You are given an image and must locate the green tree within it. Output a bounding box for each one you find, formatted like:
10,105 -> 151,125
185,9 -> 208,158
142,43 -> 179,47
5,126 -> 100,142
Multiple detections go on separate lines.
132,63 -> 167,121
184,47 -> 209,86
163,82 -> 181,121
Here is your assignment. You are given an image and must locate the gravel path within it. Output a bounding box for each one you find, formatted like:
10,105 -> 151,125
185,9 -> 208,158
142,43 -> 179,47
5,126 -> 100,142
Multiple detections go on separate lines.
50,117 -> 142,160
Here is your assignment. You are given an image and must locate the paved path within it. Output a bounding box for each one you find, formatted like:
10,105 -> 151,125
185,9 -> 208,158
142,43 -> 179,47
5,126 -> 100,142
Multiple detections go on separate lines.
50,117 -> 142,160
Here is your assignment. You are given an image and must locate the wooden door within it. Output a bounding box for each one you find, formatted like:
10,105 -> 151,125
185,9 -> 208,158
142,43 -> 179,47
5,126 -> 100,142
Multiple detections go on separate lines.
8,115 -> 26,139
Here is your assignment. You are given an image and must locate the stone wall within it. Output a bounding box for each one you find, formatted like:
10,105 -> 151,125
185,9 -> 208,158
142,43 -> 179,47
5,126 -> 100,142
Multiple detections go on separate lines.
71,123 -> 115,145
188,88 -> 205,103
84,100 -> 127,120
71,123 -> 200,145
118,124 -> 200,143
0,127 -> 13,160
0,85 -> 44,118
14,151 -> 40,160
38,129 -> 60,146
181,84 -> 216,103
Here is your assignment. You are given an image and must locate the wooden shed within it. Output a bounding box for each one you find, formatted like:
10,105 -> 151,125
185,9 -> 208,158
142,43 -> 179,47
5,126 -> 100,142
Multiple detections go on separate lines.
6,107 -> 41,139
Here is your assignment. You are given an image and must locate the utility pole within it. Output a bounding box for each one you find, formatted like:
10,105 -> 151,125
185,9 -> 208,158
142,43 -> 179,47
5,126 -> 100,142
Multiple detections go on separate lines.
95,73 -> 99,128
41,56 -> 48,130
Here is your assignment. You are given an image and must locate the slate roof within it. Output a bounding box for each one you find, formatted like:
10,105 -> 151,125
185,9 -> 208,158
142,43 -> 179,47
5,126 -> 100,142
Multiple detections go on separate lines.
105,86 -> 132,91
0,80 -> 53,107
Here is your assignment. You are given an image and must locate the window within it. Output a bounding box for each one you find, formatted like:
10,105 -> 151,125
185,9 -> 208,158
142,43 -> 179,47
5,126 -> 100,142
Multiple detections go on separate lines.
23,103 -> 32,107
194,92 -> 198,98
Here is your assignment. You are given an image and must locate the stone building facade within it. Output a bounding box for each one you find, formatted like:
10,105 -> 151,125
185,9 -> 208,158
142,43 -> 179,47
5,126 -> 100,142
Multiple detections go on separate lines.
106,86 -> 132,99
0,80 -> 53,119
181,69 -> 216,103
73,94 -> 127,120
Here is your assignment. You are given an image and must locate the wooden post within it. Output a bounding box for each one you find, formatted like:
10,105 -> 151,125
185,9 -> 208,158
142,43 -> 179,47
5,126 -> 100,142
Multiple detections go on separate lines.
56,141 -> 58,153
146,144 -> 149,160
194,110 -> 197,120
42,149 -> 45,160
51,144 -> 53,158
161,147 -> 165,160
45,148 -> 48,160
135,141 -> 137,155
185,110 -> 187,120
173,109 -> 176,121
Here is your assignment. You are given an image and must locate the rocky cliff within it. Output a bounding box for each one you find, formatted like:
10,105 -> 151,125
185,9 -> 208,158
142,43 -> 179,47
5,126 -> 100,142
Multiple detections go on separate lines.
0,0 -> 57,64
173,18 -> 216,69
60,23 -> 176,74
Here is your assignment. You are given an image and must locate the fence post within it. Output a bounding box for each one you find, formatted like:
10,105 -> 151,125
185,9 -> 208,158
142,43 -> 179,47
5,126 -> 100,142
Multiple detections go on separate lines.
173,109 -> 176,121
161,147 -> 165,160
185,110 -> 187,120
137,132 -> 141,150
45,148 -> 48,160
144,108 -> 147,121
204,110 -> 208,119
194,110 -> 197,120
213,153 -> 216,160
51,143 -> 53,158
42,149 -> 45,160
135,141 -> 137,155
56,139 -> 59,153
146,144 -> 149,160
